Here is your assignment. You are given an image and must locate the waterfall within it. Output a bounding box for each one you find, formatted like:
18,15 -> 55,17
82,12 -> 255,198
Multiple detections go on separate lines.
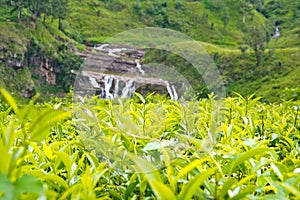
104,76 -> 114,99
108,48 -> 127,57
100,87 -> 105,98
171,85 -> 178,101
121,79 -> 136,98
94,43 -> 110,50
89,77 -> 100,88
165,81 -> 173,100
89,75 -> 179,100
84,44 -> 184,100
136,62 -> 145,74
114,79 -> 120,98
165,81 -> 178,100
88,75 -> 136,99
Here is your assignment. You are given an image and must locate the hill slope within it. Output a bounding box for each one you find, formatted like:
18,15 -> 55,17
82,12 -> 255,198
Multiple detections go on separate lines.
66,0 -> 300,48
0,0 -> 299,102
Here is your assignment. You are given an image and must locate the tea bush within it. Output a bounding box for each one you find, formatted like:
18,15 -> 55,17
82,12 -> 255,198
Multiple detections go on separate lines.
0,90 -> 299,199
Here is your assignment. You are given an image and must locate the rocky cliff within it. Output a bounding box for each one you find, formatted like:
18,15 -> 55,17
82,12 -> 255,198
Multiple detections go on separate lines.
74,44 -> 186,100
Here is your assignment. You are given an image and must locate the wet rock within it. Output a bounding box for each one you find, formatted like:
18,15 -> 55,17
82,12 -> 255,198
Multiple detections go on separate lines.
75,43 -> 185,100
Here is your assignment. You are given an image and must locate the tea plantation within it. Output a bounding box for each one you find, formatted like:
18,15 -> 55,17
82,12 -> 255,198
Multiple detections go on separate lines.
0,89 -> 299,199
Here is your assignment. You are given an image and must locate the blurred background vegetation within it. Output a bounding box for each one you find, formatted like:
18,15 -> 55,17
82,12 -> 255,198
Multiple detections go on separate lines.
0,0 -> 299,102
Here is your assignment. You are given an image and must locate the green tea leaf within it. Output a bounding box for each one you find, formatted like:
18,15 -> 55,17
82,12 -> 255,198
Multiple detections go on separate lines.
30,111 -> 71,142
175,157 -> 209,182
43,144 -> 53,160
178,168 -> 215,200
0,89 -> 20,118
134,92 -> 146,104
15,174 -> 44,197
43,174 -> 69,189
150,180 -> 176,200
56,152 -> 72,178
225,147 -> 269,174
277,182 -> 300,198
0,174 -> 14,200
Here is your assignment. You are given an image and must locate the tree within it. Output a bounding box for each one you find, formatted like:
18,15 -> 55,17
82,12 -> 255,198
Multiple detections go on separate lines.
245,26 -> 266,67
3,0 -> 25,23
50,0 -> 69,30
239,0 -> 253,24
24,0 -> 53,30
1,0 -> 54,30
54,51 -> 83,91
222,7 -> 230,31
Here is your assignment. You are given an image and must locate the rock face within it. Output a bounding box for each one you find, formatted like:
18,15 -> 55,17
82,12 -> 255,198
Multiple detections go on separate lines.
75,44 -> 185,100
0,30 -> 36,98
38,59 -> 56,86
0,48 -> 26,72
0,27 -> 57,98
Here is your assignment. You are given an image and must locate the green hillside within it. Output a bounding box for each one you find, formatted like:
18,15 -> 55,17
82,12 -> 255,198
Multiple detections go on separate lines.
66,0 -> 300,48
0,0 -> 299,102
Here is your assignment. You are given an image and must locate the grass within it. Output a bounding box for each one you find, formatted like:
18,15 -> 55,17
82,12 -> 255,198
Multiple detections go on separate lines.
142,39 -> 300,102
220,46 -> 300,102
0,64 -> 34,103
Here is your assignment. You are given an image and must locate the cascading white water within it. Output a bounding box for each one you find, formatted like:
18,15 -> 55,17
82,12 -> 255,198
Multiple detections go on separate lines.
129,82 -> 136,96
165,81 -> 178,100
94,44 -> 127,57
171,85 -> 178,101
89,77 -> 100,88
165,81 -> 174,100
135,59 -> 145,74
121,79 -> 136,98
114,79 -> 120,98
136,62 -> 145,74
87,44 -> 182,100
88,76 -> 137,99
90,75 -> 179,100
104,76 -> 114,99
94,44 -> 109,50
108,48 -> 127,57
100,87 -> 105,98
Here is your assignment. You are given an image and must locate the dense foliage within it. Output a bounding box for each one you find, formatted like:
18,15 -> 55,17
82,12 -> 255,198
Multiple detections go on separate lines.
0,0 -> 68,30
0,89 -> 299,199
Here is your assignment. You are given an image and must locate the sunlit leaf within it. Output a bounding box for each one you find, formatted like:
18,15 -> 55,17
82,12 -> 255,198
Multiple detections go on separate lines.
178,168 -> 215,200
150,180 -> 176,200
277,182 -> 300,198
0,89 -> 20,118
225,147 -> 269,174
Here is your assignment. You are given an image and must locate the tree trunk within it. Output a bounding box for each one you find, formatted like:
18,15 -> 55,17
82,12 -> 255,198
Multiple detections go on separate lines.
243,12 -> 246,23
17,9 -> 22,24
32,13 -> 37,30
58,17 -> 62,30
43,14 -> 46,24
32,4 -> 39,30
255,50 -> 261,67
